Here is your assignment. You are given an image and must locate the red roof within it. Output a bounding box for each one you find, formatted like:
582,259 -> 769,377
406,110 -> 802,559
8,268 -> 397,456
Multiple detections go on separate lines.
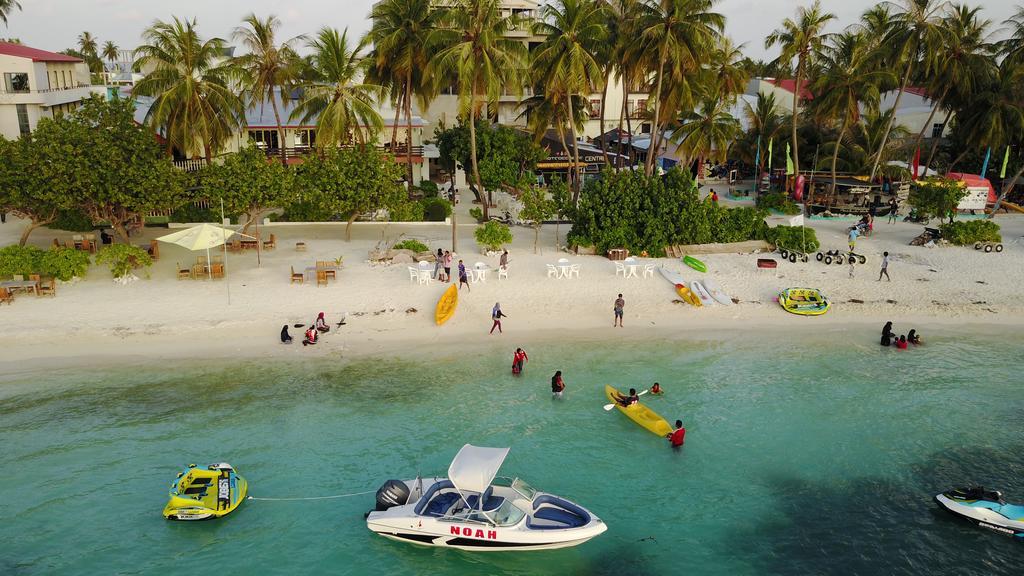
0,41 -> 83,63
764,78 -> 813,101
905,86 -> 930,98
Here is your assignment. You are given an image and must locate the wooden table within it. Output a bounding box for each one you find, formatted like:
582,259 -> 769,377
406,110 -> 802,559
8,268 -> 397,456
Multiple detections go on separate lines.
0,279 -> 39,296
304,265 -> 339,281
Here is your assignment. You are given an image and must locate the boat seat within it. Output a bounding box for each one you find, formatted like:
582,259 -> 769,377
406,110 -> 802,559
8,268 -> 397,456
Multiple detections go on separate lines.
526,495 -> 590,529
529,507 -> 586,528
414,480 -> 459,517
465,487 -> 504,511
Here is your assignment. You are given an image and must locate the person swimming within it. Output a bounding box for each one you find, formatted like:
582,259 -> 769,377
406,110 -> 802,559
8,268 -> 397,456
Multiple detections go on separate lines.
650,382 -> 663,395
280,325 -> 293,344
895,335 -> 908,349
551,370 -> 565,398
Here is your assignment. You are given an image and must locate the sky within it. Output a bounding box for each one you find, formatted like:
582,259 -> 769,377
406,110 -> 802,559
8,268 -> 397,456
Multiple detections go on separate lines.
3,0 -> 1019,61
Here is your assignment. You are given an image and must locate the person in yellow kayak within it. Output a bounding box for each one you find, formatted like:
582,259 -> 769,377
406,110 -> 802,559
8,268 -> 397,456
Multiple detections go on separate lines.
616,388 -> 640,407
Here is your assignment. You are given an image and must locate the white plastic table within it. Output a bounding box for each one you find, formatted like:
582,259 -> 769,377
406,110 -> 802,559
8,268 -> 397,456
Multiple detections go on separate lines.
556,258 -> 572,279
622,257 -> 641,279
473,263 -> 491,283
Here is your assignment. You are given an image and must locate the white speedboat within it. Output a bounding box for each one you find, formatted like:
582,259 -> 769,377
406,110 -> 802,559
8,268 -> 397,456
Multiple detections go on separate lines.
935,486 -> 1024,539
365,444 -> 607,551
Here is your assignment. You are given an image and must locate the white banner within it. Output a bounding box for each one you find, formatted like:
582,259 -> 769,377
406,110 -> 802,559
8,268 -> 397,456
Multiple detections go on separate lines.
789,214 -> 804,227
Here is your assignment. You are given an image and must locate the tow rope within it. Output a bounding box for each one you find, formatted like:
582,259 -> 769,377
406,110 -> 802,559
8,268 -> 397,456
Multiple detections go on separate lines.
248,489 -> 376,502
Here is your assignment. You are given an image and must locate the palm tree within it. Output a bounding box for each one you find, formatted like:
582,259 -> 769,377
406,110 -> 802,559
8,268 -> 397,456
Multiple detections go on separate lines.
708,37 -> 749,101
368,0 -> 443,187
867,0 -> 948,180
0,0 -> 21,27
430,0 -> 528,218
291,27 -> 383,147
765,0 -> 835,179
533,0 -> 608,200
810,32 -> 891,197
133,17 -> 244,161
102,40 -> 119,62
743,91 -> 788,176
607,0 -> 645,168
1002,5 -> 1024,65
670,93 -> 742,179
636,0 -> 724,176
908,5 -> 994,175
233,13 -> 305,166
78,31 -> 98,57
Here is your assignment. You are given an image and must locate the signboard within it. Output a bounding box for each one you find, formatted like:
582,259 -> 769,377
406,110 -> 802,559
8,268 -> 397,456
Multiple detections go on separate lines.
958,186 -> 991,211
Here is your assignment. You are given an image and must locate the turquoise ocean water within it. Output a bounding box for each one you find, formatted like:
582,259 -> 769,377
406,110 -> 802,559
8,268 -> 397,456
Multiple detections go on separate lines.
1,330 -> 1022,575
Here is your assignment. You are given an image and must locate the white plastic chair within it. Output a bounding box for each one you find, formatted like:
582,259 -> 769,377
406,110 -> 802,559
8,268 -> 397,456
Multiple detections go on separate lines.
408,266 -> 420,283
498,267 -> 508,280
546,264 -> 559,279
642,264 -> 655,279
569,264 -> 581,279
418,270 -> 431,285
614,261 -> 626,277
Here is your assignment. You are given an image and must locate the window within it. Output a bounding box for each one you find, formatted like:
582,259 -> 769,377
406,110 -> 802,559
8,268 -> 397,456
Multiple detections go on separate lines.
248,129 -> 279,150
4,72 -> 29,93
640,123 -> 651,134
931,123 -> 944,138
630,99 -> 647,119
16,104 -> 30,135
589,99 -> 602,119
61,70 -> 68,89
295,129 -> 316,148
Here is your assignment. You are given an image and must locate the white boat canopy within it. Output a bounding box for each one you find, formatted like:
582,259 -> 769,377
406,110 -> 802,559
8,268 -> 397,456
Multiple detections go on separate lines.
447,444 -> 510,494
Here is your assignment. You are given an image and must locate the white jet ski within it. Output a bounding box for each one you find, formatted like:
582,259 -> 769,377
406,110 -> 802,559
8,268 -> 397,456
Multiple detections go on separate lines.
365,444 -> 607,551
934,486 -> 1024,539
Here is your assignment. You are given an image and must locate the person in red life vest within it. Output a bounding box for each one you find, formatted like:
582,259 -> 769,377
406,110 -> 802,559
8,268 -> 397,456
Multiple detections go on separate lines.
551,370 -> 565,398
711,190 -> 719,203
302,326 -> 318,346
895,335 -> 908,349
650,382 -> 663,395
512,348 -> 528,374
668,420 -> 686,447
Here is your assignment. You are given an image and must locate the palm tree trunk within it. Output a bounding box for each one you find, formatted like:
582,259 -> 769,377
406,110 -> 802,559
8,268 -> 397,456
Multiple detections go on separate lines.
645,45 -> 669,176
566,97 -> 582,205
990,163 -> 1024,217
625,90 -> 634,167
907,85 -> 949,173
598,73 -> 611,165
404,68 -> 415,191
468,75 -> 487,220
948,148 -> 969,172
830,115 -> 849,204
870,58 -> 914,181
924,108 -> 954,174
791,61 -> 802,178
617,74 -> 627,169
390,88 -> 403,149
270,88 -> 288,166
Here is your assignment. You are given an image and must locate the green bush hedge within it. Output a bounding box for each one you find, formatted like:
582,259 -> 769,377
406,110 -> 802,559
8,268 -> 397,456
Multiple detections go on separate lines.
393,239 -> 430,253
96,244 -> 152,278
0,244 -> 91,280
756,192 -> 801,215
474,221 -> 513,251
765,225 -> 820,253
417,181 -> 440,198
469,207 -> 484,222
388,201 -> 425,222
940,220 -> 1001,245
421,197 -> 452,221
0,245 -> 45,278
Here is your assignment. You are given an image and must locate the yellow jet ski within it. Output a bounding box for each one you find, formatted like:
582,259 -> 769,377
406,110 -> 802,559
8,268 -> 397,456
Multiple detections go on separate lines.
163,463 -> 247,521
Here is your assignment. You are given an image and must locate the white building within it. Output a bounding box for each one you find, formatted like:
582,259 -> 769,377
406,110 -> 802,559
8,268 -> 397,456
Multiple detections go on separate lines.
0,41 -> 105,140
879,87 -> 951,139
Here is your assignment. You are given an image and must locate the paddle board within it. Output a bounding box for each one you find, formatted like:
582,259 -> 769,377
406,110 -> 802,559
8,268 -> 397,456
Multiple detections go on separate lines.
657,266 -> 687,286
658,267 -> 700,306
702,278 -> 733,306
690,281 -> 714,305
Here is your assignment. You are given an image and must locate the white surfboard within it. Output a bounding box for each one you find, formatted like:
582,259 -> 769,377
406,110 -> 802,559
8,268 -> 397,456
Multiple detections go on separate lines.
657,266 -> 687,287
702,278 -> 733,306
690,281 -> 715,305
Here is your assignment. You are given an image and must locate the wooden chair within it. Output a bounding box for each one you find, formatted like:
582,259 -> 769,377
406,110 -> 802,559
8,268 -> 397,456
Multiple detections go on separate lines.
80,238 -> 93,253
210,263 -> 224,279
176,262 -> 191,280
316,261 -> 336,280
149,240 -> 160,260
38,278 -> 56,297
263,234 -> 277,250
295,242 -> 307,252
52,238 -> 61,248
0,288 -> 13,305
316,269 -> 328,287
228,239 -> 242,252
290,266 -> 304,284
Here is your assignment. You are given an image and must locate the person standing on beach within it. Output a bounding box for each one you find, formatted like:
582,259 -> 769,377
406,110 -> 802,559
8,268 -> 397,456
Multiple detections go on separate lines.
490,302 -> 506,334
614,294 -> 625,327
433,248 -> 444,280
848,227 -> 859,253
443,251 -> 452,283
499,249 -> 509,272
551,370 -> 565,398
888,197 -> 899,224
878,251 -> 891,282
458,260 -> 470,292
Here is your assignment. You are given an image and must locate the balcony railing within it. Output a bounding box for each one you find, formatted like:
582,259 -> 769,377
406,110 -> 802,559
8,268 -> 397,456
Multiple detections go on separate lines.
259,145 -> 424,161
0,82 -> 92,95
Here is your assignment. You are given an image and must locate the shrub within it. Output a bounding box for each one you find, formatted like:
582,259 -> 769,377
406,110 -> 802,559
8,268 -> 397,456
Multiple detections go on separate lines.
765,225 -> 820,253
420,197 -> 452,221
940,220 -> 1001,245
39,247 -> 91,281
51,210 -> 96,232
909,176 -> 968,222
95,244 -> 152,278
170,203 -> 223,223
0,245 -> 45,278
389,201 -> 425,222
756,192 -> 801,215
474,221 -> 513,252
417,181 -> 440,198
469,207 -> 484,222
393,239 -> 430,253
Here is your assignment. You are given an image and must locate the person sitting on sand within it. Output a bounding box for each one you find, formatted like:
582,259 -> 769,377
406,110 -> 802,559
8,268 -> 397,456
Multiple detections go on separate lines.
650,382 -> 663,395
617,388 -> 640,407
908,329 -> 922,345
551,370 -> 565,398
315,312 -> 330,332
303,327 -> 318,346
667,420 -> 686,447
895,335 -> 908,350
280,325 -> 293,344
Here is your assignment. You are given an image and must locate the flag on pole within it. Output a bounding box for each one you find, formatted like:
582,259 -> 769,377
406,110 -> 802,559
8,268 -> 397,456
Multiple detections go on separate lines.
789,214 -> 804,227
754,134 -> 761,169
785,143 -> 794,175
767,137 -> 774,169
980,146 -> 991,176
1000,146 -> 1010,179
912,147 -> 921,179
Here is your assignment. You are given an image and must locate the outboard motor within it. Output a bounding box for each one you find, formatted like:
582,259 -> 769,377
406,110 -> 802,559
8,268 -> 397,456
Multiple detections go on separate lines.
375,479 -> 411,511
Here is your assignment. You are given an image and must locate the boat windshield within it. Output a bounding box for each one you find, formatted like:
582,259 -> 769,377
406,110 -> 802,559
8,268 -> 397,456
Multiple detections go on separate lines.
462,499 -> 526,526
492,477 -> 537,500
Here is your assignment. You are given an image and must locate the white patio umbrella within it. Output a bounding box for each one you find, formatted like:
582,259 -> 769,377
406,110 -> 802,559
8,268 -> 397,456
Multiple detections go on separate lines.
156,223 -> 253,280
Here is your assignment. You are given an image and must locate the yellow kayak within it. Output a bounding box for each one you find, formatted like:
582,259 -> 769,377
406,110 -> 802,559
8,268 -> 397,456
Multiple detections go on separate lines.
604,385 -> 673,437
163,463 -> 247,521
435,284 -> 458,325
676,284 -> 702,307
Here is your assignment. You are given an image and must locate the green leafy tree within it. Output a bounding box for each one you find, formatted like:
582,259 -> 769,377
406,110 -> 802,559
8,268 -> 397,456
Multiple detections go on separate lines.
908,176 -> 968,223
102,40 -> 119,62
40,247 -> 91,281
435,121 -> 545,196
233,13 -> 305,166
0,137 -> 74,245
133,17 -> 244,161
96,244 -> 153,279
474,220 -> 513,252
519,186 -> 555,253
430,0 -> 529,218
0,244 -> 43,278
31,96 -> 186,242
293,146 -> 404,239
199,146 -> 295,234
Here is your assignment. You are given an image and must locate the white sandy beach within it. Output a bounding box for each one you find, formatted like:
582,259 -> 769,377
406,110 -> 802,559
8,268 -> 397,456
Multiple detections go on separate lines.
1,192 -> 1022,375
